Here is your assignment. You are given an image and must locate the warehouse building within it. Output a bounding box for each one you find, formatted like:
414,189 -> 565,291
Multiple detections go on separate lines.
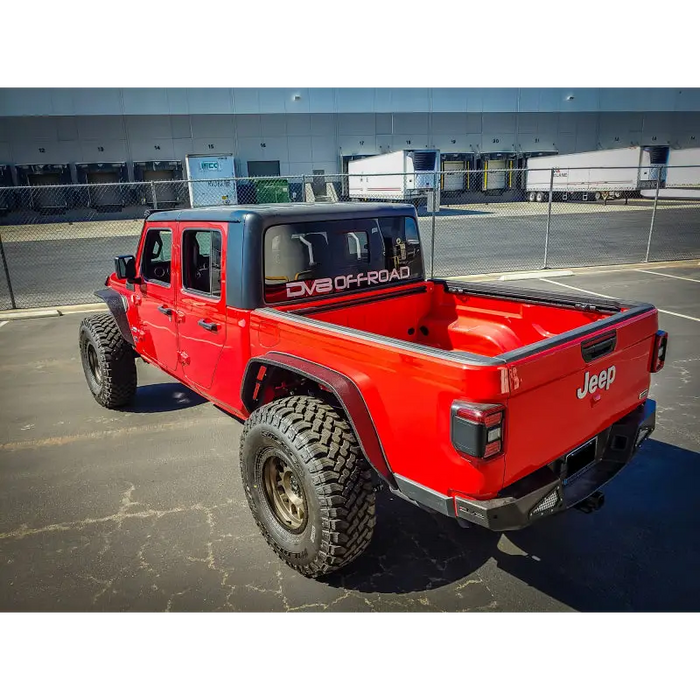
0,88 -> 698,200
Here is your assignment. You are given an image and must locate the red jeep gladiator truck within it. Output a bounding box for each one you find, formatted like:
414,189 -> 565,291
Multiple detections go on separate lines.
79,203 -> 667,578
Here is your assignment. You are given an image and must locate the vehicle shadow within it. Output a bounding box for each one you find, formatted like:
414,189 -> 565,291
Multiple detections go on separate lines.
120,382 -> 207,413
328,439 -> 700,611
326,492 -> 499,594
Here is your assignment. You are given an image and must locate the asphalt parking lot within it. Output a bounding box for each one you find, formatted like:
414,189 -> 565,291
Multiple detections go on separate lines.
1,262 -> 699,612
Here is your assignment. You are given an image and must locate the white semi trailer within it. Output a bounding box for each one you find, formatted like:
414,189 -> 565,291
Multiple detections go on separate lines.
525,147 -> 656,202
348,150 -> 439,205
645,147 -> 700,200
185,154 -> 238,207
665,147 -> 700,187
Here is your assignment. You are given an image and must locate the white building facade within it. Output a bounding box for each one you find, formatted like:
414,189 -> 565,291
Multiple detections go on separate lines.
0,88 -> 698,189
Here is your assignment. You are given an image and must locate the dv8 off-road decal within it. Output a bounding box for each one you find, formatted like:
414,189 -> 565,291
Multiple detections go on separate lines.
577,365 -> 616,399
285,266 -> 412,299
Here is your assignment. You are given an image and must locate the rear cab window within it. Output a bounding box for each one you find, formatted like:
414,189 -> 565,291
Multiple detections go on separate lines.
263,216 -> 423,304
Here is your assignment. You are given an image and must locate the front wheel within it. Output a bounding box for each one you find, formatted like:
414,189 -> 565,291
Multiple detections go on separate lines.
79,313 -> 137,408
240,395 -> 376,578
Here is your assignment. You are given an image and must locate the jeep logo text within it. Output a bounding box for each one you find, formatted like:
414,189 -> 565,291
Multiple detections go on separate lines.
577,366 -> 616,399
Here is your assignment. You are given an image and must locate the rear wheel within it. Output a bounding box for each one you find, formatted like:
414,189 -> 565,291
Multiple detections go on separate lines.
79,313 -> 137,408
527,191 -> 536,202
240,395 -> 376,578
536,191 -> 544,203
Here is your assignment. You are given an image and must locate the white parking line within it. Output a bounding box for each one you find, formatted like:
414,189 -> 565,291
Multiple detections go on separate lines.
542,278 -> 613,298
542,278 -> 700,323
652,309 -> 700,322
634,269 -> 700,283
0,321 -> 8,330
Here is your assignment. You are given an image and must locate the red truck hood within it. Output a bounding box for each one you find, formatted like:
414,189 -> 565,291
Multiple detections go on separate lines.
501,309 -> 658,487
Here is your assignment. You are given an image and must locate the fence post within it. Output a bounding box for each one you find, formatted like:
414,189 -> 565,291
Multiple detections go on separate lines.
543,168 -> 555,269
645,171 -> 662,263
0,228 -> 16,310
430,171 -> 438,278
150,181 -> 158,211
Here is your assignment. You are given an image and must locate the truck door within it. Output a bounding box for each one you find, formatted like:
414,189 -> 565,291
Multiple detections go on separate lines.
133,225 -> 179,371
176,225 -> 228,390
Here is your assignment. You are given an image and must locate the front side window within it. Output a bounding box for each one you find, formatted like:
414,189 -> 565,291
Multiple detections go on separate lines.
264,216 -> 423,303
182,229 -> 222,297
141,229 -> 172,285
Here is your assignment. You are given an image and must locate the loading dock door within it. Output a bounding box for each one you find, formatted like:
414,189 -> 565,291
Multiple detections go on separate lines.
87,171 -> 123,208
28,173 -> 67,210
483,159 -> 507,190
442,161 -> 465,191
247,161 -> 281,177
143,169 -> 178,207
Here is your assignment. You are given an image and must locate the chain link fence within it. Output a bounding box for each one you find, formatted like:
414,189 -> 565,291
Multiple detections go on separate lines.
0,165 -> 698,310
431,163 -> 700,277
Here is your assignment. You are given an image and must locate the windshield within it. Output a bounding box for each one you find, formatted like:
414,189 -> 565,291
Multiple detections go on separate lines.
264,216 -> 423,303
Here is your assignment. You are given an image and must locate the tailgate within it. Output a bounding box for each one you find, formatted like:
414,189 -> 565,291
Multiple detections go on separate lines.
502,308 -> 658,487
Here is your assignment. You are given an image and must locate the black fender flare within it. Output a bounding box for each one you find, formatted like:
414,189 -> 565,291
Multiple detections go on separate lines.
94,288 -> 135,346
241,352 -> 395,487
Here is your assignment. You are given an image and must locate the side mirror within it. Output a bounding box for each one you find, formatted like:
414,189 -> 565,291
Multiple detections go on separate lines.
115,255 -> 137,280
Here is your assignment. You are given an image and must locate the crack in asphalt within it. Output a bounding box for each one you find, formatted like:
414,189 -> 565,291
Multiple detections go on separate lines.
0,483 -> 497,612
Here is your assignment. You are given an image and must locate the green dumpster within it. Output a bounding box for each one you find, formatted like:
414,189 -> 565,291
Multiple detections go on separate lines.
255,179 -> 291,204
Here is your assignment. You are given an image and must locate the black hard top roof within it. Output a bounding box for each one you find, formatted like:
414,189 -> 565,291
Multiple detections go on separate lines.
147,202 -> 415,223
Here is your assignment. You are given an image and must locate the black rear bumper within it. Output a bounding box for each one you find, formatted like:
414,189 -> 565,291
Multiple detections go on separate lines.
453,400 -> 655,531
394,400 -> 656,532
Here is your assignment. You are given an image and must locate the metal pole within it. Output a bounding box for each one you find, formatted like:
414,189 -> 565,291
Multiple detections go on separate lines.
150,181 -> 158,211
0,229 -> 17,310
645,170 -> 662,263
543,168 -> 554,269
430,171 -> 437,278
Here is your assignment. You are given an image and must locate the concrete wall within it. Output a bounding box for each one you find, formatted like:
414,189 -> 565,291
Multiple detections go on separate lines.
2,88 -> 700,116
1,112 -> 698,176
0,89 -> 698,177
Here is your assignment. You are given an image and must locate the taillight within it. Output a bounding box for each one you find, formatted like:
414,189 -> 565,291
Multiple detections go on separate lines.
451,401 -> 505,460
651,330 -> 668,373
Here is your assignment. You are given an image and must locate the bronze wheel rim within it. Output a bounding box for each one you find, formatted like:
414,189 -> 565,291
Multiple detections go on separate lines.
87,344 -> 102,384
262,454 -> 307,533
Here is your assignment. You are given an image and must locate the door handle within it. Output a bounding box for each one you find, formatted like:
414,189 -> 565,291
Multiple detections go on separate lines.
198,319 -> 218,332
157,305 -> 173,316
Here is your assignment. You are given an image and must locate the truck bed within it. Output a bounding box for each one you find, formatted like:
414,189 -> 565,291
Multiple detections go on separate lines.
291,281 -> 612,358
251,280 -> 658,498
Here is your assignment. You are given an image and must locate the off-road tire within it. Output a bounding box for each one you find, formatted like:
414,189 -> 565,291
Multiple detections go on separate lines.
79,313 -> 137,408
240,395 -> 376,578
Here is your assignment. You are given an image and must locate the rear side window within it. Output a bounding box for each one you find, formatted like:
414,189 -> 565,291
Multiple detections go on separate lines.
264,216 -> 423,303
141,229 -> 172,285
182,229 -> 222,297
